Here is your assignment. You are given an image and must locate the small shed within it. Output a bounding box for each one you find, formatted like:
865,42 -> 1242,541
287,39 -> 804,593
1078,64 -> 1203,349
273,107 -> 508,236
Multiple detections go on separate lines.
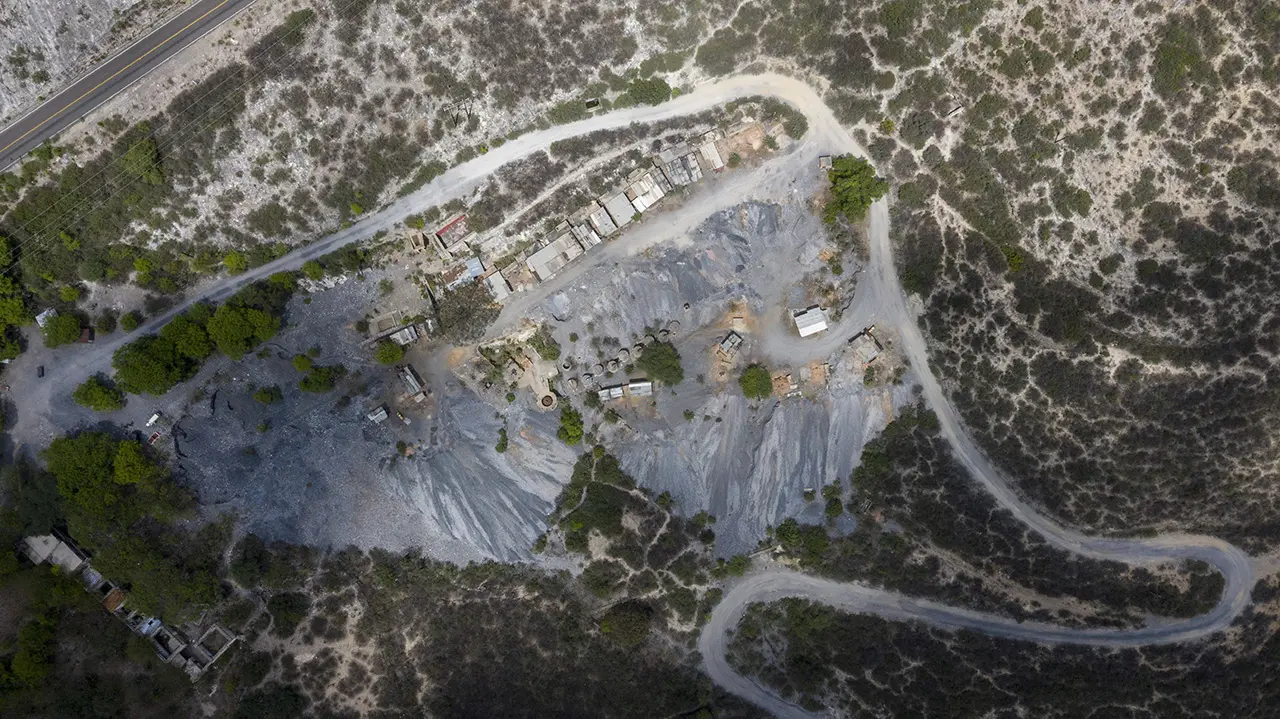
793,308 -> 829,338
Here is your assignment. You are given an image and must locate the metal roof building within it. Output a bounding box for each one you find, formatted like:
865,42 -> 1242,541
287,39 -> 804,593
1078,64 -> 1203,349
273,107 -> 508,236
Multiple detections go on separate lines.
698,140 -> 725,171
626,172 -> 666,213
603,192 -> 635,228
627,380 -> 653,397
526,232 -> 585,282
793,308 -> 830,338
587,205 -> 618,238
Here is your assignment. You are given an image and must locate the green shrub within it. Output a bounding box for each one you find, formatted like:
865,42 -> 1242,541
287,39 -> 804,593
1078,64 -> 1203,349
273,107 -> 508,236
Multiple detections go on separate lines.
739,365 -> 773,400
301,260 -> 324,280
373,340 -> 404,365
72,375 -> 125,411
823,155 -> 889,223
119,311 -> 142,332
558,406 -> 584,445
625,77 -> 671,105
635,341 -> 683,385
42,313 -> 82,347
223,251 -> 249,274
253,385 -> 283,404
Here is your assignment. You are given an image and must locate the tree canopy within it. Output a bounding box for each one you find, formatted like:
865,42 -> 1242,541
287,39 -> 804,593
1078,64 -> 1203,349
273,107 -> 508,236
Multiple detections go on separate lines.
558,406 -> 584,445
739,364 -> 774,400
435,280 -> 500,343
636,341 -> 684,385
71,375 -> 125,412
823,155 -> 889,224
41,312 -> 82,347
41,433 -> 217,621
373,340 -> 404,364
626,77 -> 672,105
112,335 -> 199,395
206,304 -> 278,359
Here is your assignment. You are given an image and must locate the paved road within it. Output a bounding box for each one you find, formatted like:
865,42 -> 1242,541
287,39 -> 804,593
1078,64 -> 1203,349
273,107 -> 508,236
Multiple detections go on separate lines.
0,0 -> 257,171
3,72 -> 1257,718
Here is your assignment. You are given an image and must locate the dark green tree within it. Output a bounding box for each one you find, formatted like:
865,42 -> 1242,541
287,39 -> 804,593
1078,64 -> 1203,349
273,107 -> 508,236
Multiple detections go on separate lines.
739,364 -> 774,400
42,312 -> 82,347
636,341 -> 684,385
373,340 -> 404,364
823,155 -> 889,223
558,406 -> 584,445
206,304 -> 278,359
72,375 -> 125,411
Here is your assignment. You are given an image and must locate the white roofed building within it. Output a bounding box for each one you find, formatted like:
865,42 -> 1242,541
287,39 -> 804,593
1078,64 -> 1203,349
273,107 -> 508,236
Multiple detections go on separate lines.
793,308 -> 829,338
603,192 -> 635,229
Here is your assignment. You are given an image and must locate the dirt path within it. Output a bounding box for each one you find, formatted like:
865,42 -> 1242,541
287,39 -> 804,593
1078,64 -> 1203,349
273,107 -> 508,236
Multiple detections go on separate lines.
5,71 -> 1259,718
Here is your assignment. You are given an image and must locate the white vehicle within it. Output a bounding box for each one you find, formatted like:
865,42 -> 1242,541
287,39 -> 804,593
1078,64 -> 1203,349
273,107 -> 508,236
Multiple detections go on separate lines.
146,413 -> 162,427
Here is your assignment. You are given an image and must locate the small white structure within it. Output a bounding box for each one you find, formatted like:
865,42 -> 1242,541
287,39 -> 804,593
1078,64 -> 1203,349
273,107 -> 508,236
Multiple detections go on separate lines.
793,308 -> 829,338
22,535 -> 86,573
366,405 -> 389,424
35,308 -> 58,329
698,139 -> 725,171
627,380 -> 653,397
485,271 -> 511,301
389,324 -> 420,346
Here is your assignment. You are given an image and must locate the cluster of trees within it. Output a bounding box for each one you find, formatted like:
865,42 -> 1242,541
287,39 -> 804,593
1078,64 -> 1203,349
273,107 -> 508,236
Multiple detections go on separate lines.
545,449 -> 721,631
822,404 -> 1223,621
218,543 -> 742,717
41,433 -> 223,621
557,406 -> 584,445
0,243 -> 31,359
71,375 -> 124,411
111,273 -> 293,395
635,341 -> 683,385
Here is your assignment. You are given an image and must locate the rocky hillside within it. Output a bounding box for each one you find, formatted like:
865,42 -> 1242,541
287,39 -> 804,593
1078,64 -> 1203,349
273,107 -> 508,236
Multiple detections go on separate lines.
0,0 -> 185,124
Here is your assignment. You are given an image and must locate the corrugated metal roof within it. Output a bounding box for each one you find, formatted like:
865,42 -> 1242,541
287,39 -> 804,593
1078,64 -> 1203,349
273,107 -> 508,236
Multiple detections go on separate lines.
794,309 -> 829,337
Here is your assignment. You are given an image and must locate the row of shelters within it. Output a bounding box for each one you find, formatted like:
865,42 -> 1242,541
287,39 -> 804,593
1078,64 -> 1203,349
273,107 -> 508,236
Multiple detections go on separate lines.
20,533 -> 236,681
514,130 -> 730,287
596,379 -> 654,402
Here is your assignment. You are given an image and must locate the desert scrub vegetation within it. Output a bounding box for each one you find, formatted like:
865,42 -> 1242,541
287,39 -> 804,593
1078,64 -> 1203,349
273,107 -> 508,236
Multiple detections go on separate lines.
546,449 -> 724,632
211,541 -> 750,717
767,404 -> 1224,627
730,576 -> 1280,718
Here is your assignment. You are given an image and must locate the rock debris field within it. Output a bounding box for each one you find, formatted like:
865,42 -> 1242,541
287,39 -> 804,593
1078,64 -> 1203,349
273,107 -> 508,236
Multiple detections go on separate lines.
174,199 -> 907,561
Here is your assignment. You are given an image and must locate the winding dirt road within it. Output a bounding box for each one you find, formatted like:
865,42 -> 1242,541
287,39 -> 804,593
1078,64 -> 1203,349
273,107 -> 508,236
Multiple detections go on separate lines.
7,72 -> 1257,718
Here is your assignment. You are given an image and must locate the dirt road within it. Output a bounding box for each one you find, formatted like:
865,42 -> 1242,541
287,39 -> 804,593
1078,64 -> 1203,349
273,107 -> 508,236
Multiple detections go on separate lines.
5,72 -> 1258,718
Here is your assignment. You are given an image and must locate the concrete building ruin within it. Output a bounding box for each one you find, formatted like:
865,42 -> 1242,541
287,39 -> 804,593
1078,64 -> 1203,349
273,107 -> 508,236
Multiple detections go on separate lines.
716,331 -> 743,361
18,534 -> 236,681
433,214 -> 474,259
526,230 -> 585,282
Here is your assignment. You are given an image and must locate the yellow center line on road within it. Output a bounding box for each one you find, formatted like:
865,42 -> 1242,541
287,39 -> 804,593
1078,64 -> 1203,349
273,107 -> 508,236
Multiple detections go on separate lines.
0,0 -> 233,154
